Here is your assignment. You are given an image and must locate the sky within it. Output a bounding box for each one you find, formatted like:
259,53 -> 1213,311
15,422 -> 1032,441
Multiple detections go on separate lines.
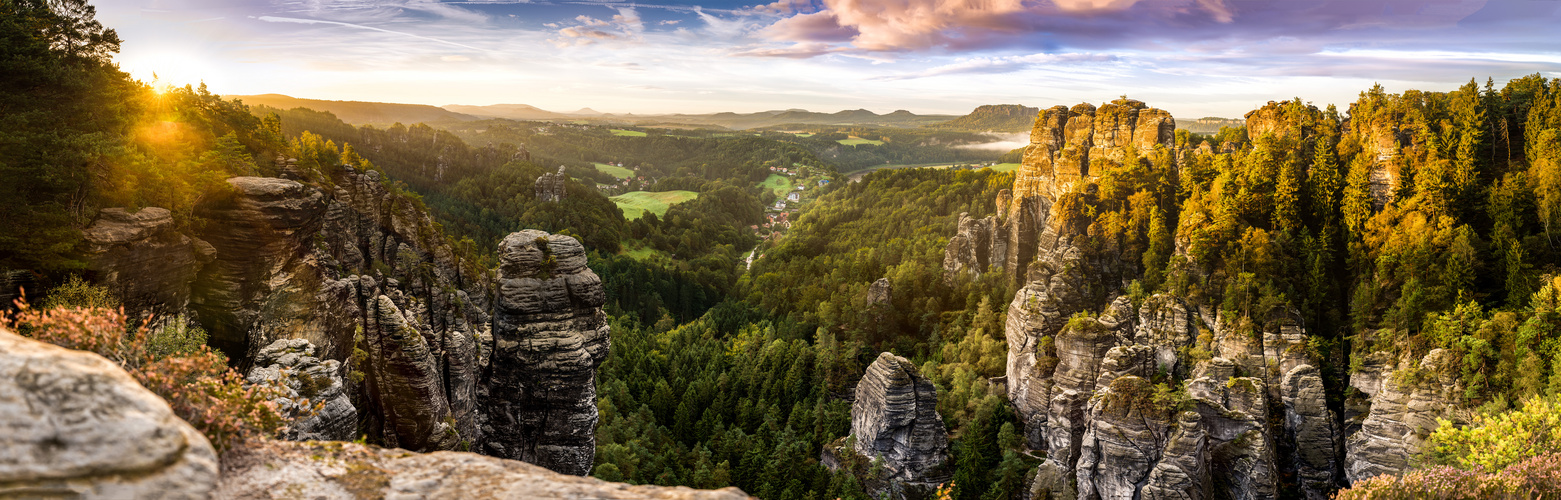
97,0 -> 1561,118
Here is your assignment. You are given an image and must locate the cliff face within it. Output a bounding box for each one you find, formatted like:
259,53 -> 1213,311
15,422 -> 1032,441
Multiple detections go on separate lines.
483,230 -> 612,476
991,102 -> 1382,499
78,166 -> 611,475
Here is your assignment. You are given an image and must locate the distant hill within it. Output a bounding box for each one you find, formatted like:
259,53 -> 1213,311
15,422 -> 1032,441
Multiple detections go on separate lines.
930,104 -> 1039,132
441,103 -> 571,121
443,104 -> 956,129
233,94 -> 477,125
1178,116 -> 1245,134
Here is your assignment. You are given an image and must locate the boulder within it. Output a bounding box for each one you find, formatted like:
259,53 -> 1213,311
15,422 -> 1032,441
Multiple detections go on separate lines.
0,329 -> 218,499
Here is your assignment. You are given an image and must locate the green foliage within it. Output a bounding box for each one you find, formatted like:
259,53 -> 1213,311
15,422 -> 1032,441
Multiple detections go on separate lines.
41,274 -> 119,310
1428,397 -> 1561,472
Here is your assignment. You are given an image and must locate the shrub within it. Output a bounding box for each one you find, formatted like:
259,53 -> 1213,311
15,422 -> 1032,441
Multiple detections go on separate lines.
1335,454 -> 1561,499
1425,397 -> 1561,472
6,302 -> 287,451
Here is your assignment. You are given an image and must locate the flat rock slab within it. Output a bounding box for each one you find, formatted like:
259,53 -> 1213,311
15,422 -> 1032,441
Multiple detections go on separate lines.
217,439 -> 753,500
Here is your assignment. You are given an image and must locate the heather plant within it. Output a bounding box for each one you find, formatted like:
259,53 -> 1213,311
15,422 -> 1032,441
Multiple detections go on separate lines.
1335,454 -> 1561,499
5,301 -> 288,451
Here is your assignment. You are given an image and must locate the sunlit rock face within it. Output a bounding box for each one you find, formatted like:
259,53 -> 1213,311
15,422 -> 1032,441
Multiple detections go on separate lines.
1014,99 -> 1175,201
482,230 -> 611,476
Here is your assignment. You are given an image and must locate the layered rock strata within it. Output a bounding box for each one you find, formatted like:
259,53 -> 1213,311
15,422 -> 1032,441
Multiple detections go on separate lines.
81,207 -> 214,317
482,230 -> 612,476
848,352 -> 951,496
0,329 -> 219,499
1343,348 -> 1461,484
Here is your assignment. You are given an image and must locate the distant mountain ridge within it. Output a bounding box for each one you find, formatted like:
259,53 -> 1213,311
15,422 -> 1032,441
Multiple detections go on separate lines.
233,94 -> 478,125
443,103 -> 958,129
931,104 -> 1040,132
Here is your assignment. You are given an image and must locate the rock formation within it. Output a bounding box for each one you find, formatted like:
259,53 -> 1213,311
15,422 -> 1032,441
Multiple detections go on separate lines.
483,230 -> 612,476
246,338 -> 358,441
216,439 -> 752,499
0,329 -> 219,499
536,172 -> 567,202
81,207 -> 215,317
71,166 -> 614,476
867,277 -> 893,306
1344,348 -> 1461,484
1015,99 -> 1175,201
847,352 -> 951,497
942,212 -> 1001,280
191,176 -> 328,361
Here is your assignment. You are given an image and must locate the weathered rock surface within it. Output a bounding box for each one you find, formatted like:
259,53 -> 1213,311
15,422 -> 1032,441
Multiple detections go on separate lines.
1344,348 -> 1461,484
0,329 -> 218,499
82,207 -> 214,317
942,212 -> 1000,280
483,230 -> 611,476
849,352 -> 951,493
1283,365 -> 1342,499
216,439 -> 752,500
246,338 -> 358,442
192,176 -> 328,361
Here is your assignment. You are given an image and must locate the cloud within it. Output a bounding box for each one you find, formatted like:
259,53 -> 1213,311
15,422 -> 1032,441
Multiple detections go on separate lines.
731,42 -> 843,58
549,6 -> 644,47
874,52 -> 1119,79
745,0 -> 1522,56
256,16 -> 484,51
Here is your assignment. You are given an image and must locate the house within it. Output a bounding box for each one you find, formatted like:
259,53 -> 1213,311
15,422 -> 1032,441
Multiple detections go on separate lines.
787,192 -> 800,202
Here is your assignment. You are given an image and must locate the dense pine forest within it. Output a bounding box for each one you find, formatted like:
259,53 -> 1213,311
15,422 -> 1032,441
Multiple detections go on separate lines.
6,1 -> 1561,498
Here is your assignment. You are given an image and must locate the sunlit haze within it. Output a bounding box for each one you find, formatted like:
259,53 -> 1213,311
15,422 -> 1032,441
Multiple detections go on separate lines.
97,1 -> 1561,118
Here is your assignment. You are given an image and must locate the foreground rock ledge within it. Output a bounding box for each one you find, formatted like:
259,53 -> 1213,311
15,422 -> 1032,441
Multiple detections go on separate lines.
0,329 -> 218,499
217,439 -> 753,500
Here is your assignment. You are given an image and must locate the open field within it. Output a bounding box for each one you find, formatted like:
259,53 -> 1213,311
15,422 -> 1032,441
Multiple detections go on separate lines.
991,163 -> 1021,173
837,137 -> 884,146
593,162 -> 634,178
758,174 -> 794,196
610,129 -> 647,137
610,190 -> 699,219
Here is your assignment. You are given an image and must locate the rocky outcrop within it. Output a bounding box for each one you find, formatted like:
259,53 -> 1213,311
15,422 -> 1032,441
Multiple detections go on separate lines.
847,352 -> 951,497
0,328 -> 219,499
942,212 -> 1000,280
82,207 -> 214,317
246,338 -> 358,442
536,172 -> 567,202
483,230 -> 611,476
867,277 -> 893,306
1015,99 -> 1175,201
1283,365 -> 1342,499
1344,348 -> 1461,484
192,177 -> 328,361
216,439 -> 752,499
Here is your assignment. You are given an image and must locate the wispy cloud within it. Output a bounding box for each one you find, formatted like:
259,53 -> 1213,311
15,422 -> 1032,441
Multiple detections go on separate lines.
256,15 -> 485,51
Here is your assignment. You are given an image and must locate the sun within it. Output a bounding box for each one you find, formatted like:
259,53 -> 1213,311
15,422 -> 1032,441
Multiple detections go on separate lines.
122,50 -> 211,91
